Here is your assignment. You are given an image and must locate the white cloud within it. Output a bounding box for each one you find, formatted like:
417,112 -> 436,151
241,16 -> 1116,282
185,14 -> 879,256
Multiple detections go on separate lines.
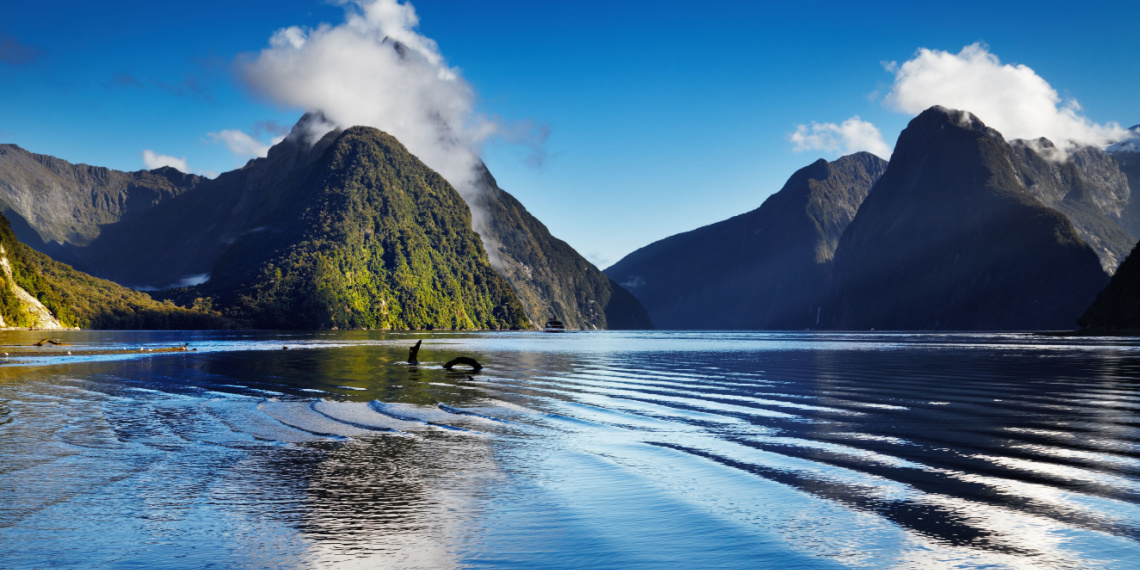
884,43 -> 1127,151
141,149 -> 190,172
208,129 -> 272,160
790,116 -> 891,159
236,0 -> 529,213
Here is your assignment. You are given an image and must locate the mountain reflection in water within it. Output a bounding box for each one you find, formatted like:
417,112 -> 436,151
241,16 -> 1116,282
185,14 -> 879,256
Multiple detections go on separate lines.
1,330 -> 1140,568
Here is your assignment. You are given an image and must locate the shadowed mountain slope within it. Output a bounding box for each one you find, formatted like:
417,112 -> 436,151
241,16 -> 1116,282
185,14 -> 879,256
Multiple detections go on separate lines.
825,106 -> 1108,330
605,152 -> 886,329
1010,139 -> 1137,273
472,167 -> 653,330
1079,239 -> 1140,331
0,144 -> 199,262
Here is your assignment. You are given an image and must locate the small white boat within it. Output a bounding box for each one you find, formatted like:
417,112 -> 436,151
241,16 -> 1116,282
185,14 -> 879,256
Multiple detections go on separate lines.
544,318 -> 565,333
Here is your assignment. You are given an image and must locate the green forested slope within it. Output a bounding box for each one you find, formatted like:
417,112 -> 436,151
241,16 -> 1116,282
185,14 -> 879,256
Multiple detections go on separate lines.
0,213 -> 229,329
167,127 -> 530,330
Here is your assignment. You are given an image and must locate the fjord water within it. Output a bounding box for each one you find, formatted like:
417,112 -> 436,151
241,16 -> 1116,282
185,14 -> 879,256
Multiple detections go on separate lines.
2,331 -> 1140,568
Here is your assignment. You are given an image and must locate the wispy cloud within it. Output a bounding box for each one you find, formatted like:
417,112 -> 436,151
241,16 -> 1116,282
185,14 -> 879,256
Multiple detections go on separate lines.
104,73 -> 145,90
208,129 -> 273,160
0,35 -> 42,66
104,56 -> 225,101
883,43 -> 1126,152
790,116 -> 891,159
141,150 -> 190,173
252,120 -> 291,139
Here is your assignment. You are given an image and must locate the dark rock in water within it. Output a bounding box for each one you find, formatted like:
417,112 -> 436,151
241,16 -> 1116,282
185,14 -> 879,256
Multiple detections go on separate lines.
825,106 -> 1109,331
443,356 -> 482,371
605,152 -> 886,329
407,340 -> 421,364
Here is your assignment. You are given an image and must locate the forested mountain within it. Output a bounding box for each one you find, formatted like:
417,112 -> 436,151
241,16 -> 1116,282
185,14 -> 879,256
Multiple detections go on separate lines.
158,127 -> 530,330
0,115 -> 648,330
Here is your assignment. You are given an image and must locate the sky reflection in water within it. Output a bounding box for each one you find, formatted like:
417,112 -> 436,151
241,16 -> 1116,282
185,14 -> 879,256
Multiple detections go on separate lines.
1,330 -> 1139,568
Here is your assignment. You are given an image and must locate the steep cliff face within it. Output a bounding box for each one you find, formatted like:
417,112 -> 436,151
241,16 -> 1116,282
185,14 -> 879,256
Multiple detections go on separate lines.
0,242 -> 65,329
1009,140 -> 1136,273
605,153 -> 886,329
472,168 -> 653,330
825,107 -> 1108,331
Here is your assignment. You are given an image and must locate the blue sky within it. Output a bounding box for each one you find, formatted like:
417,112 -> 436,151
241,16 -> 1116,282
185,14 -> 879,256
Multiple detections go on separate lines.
2,0 -> 1138,268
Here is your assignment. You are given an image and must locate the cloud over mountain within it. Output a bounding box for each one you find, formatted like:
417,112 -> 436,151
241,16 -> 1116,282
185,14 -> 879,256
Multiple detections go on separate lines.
790,116 -> 891,159
236,0 -> 523,202
140,150 -> 189,173
884,43 -> 1127,152
789,43 -> 1128,159
208,129 -> 274,161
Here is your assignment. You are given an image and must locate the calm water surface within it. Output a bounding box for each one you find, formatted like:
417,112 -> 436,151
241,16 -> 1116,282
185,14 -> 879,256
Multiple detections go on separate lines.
2,330 -> 1140,568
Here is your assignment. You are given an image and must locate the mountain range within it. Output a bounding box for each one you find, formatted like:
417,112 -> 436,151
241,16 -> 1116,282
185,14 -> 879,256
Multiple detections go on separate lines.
608,107 -> 1137,331
2,108 -> 1138,332
0,115 -> 652,330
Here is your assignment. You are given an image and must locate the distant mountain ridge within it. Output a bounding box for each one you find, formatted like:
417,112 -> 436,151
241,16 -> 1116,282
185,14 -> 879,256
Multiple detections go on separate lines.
16,115 -> 340,289
0,144 -> 199,263
605,152 -> 886,329
608,107 -> 1137,331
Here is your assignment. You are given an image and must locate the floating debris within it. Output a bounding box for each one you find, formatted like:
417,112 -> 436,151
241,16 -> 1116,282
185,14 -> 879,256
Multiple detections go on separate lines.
443,356 -> 482,371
